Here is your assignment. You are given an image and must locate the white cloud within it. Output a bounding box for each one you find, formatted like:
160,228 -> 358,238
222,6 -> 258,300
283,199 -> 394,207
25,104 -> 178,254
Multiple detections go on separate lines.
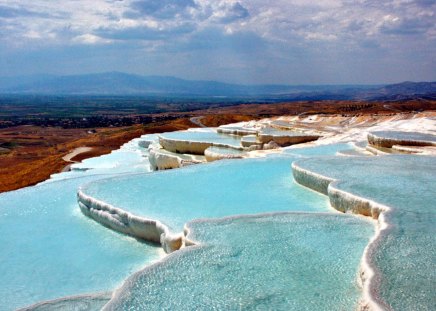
72,33 -> 112,44
305,32 -> 337,41
0,0 -> 434,83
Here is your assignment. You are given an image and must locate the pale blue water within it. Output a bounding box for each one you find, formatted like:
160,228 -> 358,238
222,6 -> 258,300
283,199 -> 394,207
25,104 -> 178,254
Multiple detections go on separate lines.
261,128 -> 311,136
82,156 -> 330,232
18,293 -> 111,311
159,129 -> 242,147
337,149 -> 370,156
0,132 -> 378,310
283,143 -> 351,156
205,146 -> 245,155
0,180 -> 161,310
105,213 -> 374,310
241,135 -> 258,142
293,155 -> 436,310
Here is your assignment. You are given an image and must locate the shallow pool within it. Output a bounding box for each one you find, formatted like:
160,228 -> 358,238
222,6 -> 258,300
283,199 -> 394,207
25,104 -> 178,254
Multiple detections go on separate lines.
293,155 -> 436,310
105,213 -> 374,310
81,156 -> 331,232
159,129 -> 242,148
0,176 -> 163,310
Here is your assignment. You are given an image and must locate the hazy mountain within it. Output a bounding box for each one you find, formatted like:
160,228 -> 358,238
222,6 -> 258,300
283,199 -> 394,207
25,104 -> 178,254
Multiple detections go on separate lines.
355,81 -> 436,100
0,72 -> 434,100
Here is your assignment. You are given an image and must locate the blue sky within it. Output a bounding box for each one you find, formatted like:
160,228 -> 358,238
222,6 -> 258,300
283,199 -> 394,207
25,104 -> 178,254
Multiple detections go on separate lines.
0,0 -> 435,84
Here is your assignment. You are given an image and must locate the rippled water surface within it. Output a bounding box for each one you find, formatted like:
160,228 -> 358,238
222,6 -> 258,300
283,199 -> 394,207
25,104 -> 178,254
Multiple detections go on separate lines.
106,213 -> 374,311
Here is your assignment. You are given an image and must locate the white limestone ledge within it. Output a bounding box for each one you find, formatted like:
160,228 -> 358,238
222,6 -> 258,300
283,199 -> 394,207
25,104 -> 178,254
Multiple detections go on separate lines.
292,161 -> 387,311
204,147 -> 245,162
368,131 -> 436,149
137,140 -> 153,148
259,131 -> 320,147
241,135 -> 263,148
77,189 -> 183,253
365,144 -> 390,156
149,148 -> 205,170
158,135 -> 243,155
292,162 -> 385,219
217,126 -> 259,136
149,148 -> 182,170
17,292 -> 112,311
391,144 -> 436,155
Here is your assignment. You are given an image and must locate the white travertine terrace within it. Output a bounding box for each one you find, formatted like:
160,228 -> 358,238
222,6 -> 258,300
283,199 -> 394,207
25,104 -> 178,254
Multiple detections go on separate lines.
204,146 -> 245,162
158,135 -> 243,155
17,292 -> 112,311
74,112 -> 435,310
365,144 -> 390,155
77,189 -> 183,253
368,131 -> 436,148
217,126 -> 259,136
103,212 -> 374,310
391,144 -> 436,154
292,162 -> 386,311
137,140 -> 153,148
148,147 -> 205,170
292,154 -> 436,311
148,148 -> 183,170
258,129 -> 320,146
240,135 -> 263,148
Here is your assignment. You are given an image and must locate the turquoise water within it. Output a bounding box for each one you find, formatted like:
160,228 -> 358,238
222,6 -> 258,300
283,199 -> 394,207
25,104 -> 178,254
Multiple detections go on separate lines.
105,213 -> 374,310
283,143 -> 351,156
261,128 -> 308,136
0,132 -> 380,310
159,129 -> 242,147
0,177 -> 162,310
205,146 -> 245,155
18,293 -> 111,311
337,149 -> 371,157
71,151 -> 146,171
293,155 -> 436,310
82,156 -> 330,232
49,136 -> 154,182
0,134 -> 165,309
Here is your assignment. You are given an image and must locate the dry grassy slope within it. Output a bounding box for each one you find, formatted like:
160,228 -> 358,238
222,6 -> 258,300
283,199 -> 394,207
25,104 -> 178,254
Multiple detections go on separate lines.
192,100 -> 436,117
0,118 -> 197,193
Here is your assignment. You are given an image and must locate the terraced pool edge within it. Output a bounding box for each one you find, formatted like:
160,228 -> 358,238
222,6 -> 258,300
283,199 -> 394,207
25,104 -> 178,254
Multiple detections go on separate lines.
292,161 -> 391,311
103,212 -> 374,310
77,189 -> 183,253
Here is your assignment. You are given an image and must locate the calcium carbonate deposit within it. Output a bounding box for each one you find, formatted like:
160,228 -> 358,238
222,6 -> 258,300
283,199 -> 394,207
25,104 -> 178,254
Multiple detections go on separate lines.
1,113 -> 435,311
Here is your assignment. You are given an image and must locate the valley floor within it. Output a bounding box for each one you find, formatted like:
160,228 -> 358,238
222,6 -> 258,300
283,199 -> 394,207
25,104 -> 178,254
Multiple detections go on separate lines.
1,99 -> 434,193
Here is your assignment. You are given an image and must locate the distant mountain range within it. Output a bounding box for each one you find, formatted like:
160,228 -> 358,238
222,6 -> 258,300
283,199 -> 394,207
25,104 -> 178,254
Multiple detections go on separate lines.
0,72 -> 434,101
